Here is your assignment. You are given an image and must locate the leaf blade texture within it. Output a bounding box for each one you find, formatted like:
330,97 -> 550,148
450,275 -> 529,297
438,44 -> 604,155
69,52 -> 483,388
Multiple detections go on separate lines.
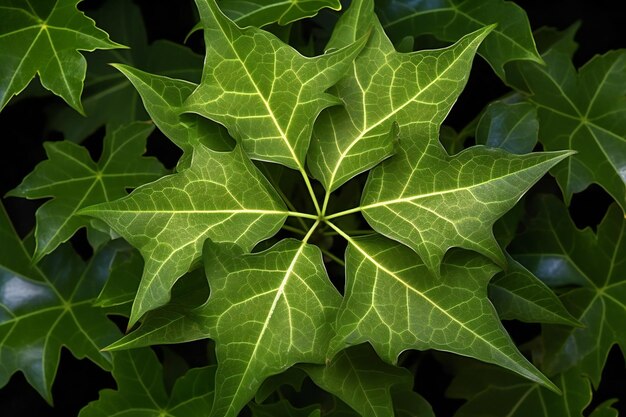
0,0 -> 123,112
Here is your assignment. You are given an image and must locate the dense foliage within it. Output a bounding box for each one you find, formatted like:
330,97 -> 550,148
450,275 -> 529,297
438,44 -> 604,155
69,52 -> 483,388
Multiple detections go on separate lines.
0,0 -> 624,416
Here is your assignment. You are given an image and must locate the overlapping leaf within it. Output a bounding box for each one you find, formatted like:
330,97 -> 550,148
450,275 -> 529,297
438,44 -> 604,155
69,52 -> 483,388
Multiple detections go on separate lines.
448,362 -> 614,417
185,0 -> 366,171
328,233 -> 555,389
7,122 -> 165,261
219,0 -> 341,27
80,144 -> 288,326
376,0 -> 542,78
79,348 -> 215,417
0,0 -> 123,112
249,401 -> 320,417
113,64 -> 233,170
507,49 -> 626,210
476,100 -> 539,154
302,343 -> 432,417
202,238 -> 342,417
358,142 -> 572,273
308,0 -> 492,196
0,204 -> 120,401
509,196 -> 626,385
47,0 -> 206,142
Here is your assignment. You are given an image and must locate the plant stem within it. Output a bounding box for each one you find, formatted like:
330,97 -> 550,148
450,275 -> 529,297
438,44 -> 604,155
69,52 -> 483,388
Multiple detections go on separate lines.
322,229 -> 373,237
320,247 -> 345,267
286,211 -> 319,220
282,224 -> 307,236
324,206 -> 363,220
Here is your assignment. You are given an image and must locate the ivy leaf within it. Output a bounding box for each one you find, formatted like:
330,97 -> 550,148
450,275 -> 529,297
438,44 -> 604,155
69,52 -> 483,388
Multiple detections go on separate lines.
302,343 -> 426,417
476,100 -> 539,154
376,0 -> 542,79
80,144 -> 288,326
509,195 -> 626,386
328,234 -> 555,390
7,122 -> 166,261
79,348 -> 215,417
202,238 -> 342,417
0,204 -> 121,401
0,0 -> 123,113
448,363 -> 606,417
112,64 -> 234,170
358,143 -> 572,273
218,0 -> 341,27
307,0 -> 492,195
508,50 -> 626,210
489,255 -> 580,326
47,0 -> 205,142
185,0 -> 367,171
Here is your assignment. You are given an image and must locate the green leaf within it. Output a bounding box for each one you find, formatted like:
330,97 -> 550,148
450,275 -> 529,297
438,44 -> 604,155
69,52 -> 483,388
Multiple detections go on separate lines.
47,0 -> 205,142
79,348 -> 215,417
489,255 -> 580,326
0,204 -> 121,401
308,0 -> 492,196
509,195 -> 626,385
357,144 -> 572,273
219,0 -> 341,26
112,64 -> 234,170
328,234 -> 555,390
376,0 -> 542,79
94,245 -> 143,309
476,100 -> 539,154
7,122 -> 166,261
302,343 -> 418,417
185,0 -> 366,171
0,0 -> 123,113
508,50 -> 626,210
448,364 -> 596,417
80,144 -> 288,326
202,238 -> 342,417
249,400 -> 320,417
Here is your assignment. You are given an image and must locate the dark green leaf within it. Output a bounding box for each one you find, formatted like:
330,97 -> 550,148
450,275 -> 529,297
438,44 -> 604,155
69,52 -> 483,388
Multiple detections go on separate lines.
476,100 -> 539,154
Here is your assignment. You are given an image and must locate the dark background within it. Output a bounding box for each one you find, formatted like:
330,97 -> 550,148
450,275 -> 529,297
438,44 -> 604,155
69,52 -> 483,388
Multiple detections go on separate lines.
0,0 -> 624,415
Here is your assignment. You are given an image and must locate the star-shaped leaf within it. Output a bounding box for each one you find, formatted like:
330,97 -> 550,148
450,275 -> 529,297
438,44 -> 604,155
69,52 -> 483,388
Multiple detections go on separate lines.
0,204 -> 121,402
356,142 -> 572,273
376,0 -> 542,79
509,195 -> 626,386
79,348 -> 215,417
0,0 -> 123,112
508,49 -> 626,210
47,0 -> 207,142
80,144 -> 288,326
307,0 -> 492,196
201,238 -> 342,417
7,122 -> 166,261
185,0 -> 367,171
328,233 -> 555,390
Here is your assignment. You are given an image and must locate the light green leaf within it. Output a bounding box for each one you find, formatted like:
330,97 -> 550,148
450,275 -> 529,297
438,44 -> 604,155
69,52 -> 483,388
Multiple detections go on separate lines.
489,255 -> 580,326
79,348 -> 215,417
509,195 -> 626,386
308,0 -> 492,197
7,122 -> 165,261
448,364 -> 593,417
203,238 -> 342,417
46,0 -> 205,142
80,144 -> 288,326
112,64 -> 234,170
357,143 -> 572,273
476,100 -> 539,154
219,0 -> 341,26
507,50 -> 626,210
376,0 -> 542,79
302,343 -> 417,417
0,205 -> 121,401
185,0 -> 366,171
328,233 -> 555,390
0,0 -> 123,113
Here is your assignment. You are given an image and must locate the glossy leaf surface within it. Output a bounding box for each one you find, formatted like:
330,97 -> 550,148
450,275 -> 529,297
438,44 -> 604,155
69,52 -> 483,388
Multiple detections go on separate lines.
0,0 -> 122,112
8,122 -> 165,261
